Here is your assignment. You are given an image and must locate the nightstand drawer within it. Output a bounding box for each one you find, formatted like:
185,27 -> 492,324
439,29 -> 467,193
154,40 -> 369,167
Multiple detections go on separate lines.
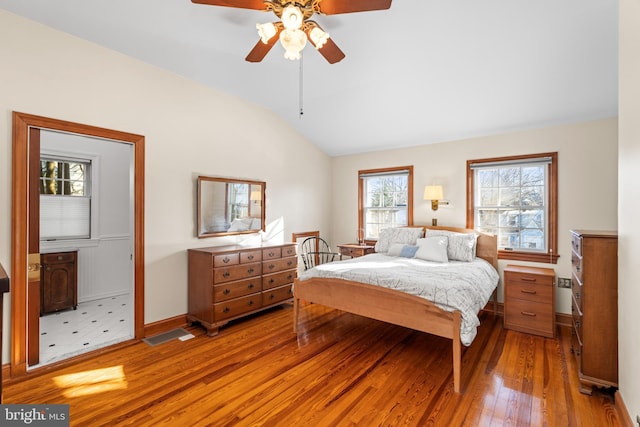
506,270 -> 554,287
504,299 -> 554,336
508,281 -> 552,304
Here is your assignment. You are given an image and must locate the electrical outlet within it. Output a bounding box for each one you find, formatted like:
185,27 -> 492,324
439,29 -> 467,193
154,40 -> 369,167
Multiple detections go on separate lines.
558,277 -> 572,288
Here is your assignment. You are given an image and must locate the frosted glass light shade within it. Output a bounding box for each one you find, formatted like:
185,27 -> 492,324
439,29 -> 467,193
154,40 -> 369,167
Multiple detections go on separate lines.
309,27 -> 329,49
256,22 -> 277,44
281,5 -> 303,30
280,28 -> 307,60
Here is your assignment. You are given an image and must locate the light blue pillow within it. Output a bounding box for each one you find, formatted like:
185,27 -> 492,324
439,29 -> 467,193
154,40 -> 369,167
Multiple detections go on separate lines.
387,243 -> 419,258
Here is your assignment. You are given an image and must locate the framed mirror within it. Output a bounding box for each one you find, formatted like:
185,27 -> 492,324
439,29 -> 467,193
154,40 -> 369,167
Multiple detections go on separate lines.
197,176 -> 266,238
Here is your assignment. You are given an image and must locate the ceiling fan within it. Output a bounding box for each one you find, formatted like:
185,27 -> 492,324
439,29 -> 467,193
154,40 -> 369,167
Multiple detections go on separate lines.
191,0 -> 392,64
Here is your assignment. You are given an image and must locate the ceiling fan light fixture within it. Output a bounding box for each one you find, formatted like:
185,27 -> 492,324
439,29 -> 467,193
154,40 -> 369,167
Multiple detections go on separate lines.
309,27 -> 329,49
256,22 -> 277,43
281,5 -> 304,30
279,28 -> 307,60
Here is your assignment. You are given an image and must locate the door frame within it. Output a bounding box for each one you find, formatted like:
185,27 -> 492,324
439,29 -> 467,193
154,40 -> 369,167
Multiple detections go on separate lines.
11,112 -> 145,377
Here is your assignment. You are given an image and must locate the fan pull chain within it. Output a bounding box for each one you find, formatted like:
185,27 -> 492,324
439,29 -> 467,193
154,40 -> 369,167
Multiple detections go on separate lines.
299,52 -> 304,118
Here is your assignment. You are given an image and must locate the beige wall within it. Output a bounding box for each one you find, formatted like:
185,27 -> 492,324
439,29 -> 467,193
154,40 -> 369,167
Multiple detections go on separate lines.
330,118 -> 618,314
0,10 -> 332,363
618,0 -> 640,421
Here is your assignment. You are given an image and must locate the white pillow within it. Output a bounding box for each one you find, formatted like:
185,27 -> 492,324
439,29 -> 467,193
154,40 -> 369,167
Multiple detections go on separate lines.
227,218 -> 250,232
374,227 -> 424,253
250,218 -> 262,230
415,236 -> 449,263
426,230 -> 477,262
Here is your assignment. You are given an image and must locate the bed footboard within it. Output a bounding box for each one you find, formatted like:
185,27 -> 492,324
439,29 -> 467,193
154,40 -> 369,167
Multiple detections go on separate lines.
293,277 -> 463,393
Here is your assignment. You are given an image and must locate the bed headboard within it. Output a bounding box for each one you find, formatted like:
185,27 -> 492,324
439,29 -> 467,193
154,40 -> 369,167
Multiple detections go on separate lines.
420,225 -> 498,270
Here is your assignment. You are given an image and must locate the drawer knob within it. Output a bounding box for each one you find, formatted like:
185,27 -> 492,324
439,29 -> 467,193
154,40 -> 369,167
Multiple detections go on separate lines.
248,255 -> 254,260
287,260 -> 293,266
521,311 -> 537,317
268,264 -> 275,270
521,289 -> 537,295
269,279 -> 275,284
223,288 -> 230,295
269,294 -> 275,300
248,300 -> 254,306
223,307 -> 230,313
287,274 -> 293,280
223,257 -> 230,264
268,252 -> 275,257
223,271 -> 230,278
248,268 -> 254,274
248,283 -> 255,289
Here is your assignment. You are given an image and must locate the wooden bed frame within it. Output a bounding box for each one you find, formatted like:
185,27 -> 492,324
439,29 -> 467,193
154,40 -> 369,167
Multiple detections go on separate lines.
292,226 -> 498,394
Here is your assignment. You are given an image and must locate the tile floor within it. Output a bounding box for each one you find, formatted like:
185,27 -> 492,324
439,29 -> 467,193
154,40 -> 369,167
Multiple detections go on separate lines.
34,293 -> 133,368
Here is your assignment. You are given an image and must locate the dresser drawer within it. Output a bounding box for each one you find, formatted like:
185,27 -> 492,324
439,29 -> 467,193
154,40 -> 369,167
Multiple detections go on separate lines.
240,250 -> 262,264
213,253 -> 239,267
504,299 -> 554,336
214,278 -> 261,302
263,269 -> 297,290
214,294 -> 262,321
571,273 -> 583,311
571,233 -> 582,256
263,256 -> 297,275
214,262 -> 262,284
262,284 -> 293,306
263,247 -> 282,260
281,245 -> 297,258
508,281 -> 552,305
571,251 -> 583,283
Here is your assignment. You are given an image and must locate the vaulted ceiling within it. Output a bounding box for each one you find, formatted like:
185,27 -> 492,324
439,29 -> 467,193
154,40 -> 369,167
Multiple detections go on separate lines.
0,1 -> 618,156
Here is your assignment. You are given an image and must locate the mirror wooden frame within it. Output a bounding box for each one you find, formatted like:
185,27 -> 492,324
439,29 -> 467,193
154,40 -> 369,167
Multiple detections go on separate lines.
197,176 -> 266,238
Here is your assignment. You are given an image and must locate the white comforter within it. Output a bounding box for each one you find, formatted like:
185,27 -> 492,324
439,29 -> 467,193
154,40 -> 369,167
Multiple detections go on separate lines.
298,254 -> 499,346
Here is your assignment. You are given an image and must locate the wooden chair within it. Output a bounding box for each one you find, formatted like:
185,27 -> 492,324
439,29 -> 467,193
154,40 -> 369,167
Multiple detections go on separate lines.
299,237 -> 340,270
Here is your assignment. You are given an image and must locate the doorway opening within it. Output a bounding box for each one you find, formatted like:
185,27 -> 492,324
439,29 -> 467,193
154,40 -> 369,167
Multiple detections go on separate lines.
11,112 -> 145,377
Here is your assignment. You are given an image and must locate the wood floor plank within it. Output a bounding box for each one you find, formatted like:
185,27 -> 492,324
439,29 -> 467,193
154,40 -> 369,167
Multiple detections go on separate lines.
3,303 -> 621,426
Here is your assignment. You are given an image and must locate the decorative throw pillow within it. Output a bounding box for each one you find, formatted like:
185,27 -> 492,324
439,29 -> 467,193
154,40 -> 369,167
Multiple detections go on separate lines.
387,243 -> 420,258
414,236 -> 449,263
426,230 -> 477,262
374,227 -> 424,253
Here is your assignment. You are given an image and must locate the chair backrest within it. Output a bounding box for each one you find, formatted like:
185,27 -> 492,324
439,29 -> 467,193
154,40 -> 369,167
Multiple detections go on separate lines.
300,236 -> 338,270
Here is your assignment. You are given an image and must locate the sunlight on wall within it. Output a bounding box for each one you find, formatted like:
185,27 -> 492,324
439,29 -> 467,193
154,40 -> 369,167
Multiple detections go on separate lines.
53,365 -> 127,397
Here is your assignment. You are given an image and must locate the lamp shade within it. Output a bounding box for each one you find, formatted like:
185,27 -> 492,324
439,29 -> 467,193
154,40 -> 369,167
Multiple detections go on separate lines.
423,185 -> 444,201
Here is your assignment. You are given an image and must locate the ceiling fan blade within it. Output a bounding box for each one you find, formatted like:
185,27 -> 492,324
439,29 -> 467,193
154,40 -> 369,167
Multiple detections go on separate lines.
245,32 -> 281,62
316,0 -> 392,15
316,38 -> 345,64
191,0 -> 268,11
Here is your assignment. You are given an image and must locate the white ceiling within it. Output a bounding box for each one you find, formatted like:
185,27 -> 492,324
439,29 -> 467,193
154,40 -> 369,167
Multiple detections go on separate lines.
0,0 -> 618,156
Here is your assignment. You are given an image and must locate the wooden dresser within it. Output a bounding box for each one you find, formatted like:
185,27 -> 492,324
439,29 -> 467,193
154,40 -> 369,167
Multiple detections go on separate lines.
570,229 -> 618,394
40,251 -> 78,315
188,243 -> 297,336
503,264 -> 556,338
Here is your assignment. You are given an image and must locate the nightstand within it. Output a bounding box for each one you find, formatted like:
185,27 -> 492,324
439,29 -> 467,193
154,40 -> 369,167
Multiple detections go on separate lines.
337,244 -> 375,259
503,264 -> 556,338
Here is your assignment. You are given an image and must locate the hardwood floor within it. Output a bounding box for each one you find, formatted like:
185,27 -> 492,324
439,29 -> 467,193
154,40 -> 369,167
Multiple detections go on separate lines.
4,302 -> 620,426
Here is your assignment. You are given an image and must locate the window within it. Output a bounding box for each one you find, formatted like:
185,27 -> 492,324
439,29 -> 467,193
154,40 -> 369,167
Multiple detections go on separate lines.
40,157 -> 91,240
358,166 -> 414,240
467,153 -> 558,263
227,183 -> 249,222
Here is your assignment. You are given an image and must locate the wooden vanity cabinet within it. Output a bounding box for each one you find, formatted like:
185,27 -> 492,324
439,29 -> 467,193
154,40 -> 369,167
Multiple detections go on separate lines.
40,251 -> 78,315
188,243 -> 297,336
